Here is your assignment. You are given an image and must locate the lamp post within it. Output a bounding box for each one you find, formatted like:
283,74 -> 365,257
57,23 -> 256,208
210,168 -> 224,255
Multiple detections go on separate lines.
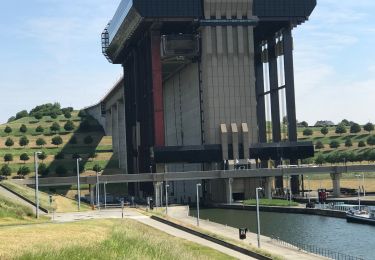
306,175 -> 311,203
355,174 -> 361,210
256,187 -> 263,248
165,182 -> 169,215
34,151 -> 42,219
104,181 -> 107,208
196,183 -> 201,226
362,173 -> 366,197
96,169 -> 100,209
76,158 -> 82,211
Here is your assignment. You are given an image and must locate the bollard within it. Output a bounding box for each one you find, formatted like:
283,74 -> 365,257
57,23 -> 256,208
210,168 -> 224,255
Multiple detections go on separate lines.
121,200 -> 124,219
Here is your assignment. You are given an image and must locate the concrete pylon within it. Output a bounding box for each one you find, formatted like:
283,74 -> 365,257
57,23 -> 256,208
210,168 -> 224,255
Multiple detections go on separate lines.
330,172 -> 342,197
226,178 -> 233,204
153,182 -> 162,207
264,177 -> 273,199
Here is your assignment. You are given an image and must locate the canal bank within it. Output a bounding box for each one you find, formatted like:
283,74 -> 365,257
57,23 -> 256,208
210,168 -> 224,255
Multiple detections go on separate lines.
162,206 -> 327,260
214,204 -> 346,218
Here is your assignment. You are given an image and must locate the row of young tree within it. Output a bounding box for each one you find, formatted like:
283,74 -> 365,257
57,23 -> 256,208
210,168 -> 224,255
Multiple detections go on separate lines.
315,136 -> 375,150
3,121 -> 76,135
0,163 -> 103,178
3,135 -> 94,149
302,122 -> 374,137
314,149 -> 375,165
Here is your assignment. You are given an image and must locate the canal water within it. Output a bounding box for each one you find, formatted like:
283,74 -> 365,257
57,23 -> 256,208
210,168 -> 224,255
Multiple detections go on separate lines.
190,209 -> 375,260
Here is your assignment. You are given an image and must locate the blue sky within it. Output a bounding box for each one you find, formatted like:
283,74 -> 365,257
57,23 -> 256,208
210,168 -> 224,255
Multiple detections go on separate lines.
0,1 -> 374,125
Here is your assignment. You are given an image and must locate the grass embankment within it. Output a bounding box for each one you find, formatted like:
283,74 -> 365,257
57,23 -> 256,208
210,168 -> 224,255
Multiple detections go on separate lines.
0,194 -> 48,226
0,219 -> 233,260
1,181 -> 90,213
139,209 -> 283,260
244,199 -> 299,207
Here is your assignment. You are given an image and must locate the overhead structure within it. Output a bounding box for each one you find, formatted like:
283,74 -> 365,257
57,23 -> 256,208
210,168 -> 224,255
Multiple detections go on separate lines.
91,0 -> 316,201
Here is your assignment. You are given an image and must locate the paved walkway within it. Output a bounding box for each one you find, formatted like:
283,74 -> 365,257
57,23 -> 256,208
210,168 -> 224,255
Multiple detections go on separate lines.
167,207 -> 326,260
52,209 -> 255,260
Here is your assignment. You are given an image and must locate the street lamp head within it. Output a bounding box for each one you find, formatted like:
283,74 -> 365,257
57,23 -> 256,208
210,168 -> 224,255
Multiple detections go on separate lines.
77,158 -> 82,162
256,187 -> 263,191
197,183 -> 201,187
35,151 -> 42,155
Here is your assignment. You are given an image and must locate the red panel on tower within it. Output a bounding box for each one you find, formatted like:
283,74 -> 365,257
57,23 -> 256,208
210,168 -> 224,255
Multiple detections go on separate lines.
151,31 -> 165,147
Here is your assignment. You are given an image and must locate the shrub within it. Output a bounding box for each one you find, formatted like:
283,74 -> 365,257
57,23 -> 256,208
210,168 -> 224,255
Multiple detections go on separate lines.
36,125 -> 44,133
84,135 -> 94,144
93,164 -> 102,173
15,110 -> 28,120
367,136 -> 375,146
54,153 -> 65,160
5,138 -> 14,148
36,138 -> 46,147
50,113 -> 58,119
38,151 -> 47,162
335,124 -> 347,135
350,123 -> 361,134
20,153 -> 30,163
62,107 -> 73,114
38,163 -> 49,177
303,128 -> 313,136
64,111 -> 72,119
3,154 -> 13,164
72,153 -> 81,159
29,120 -> 39,124
315,154 -> 325,165
34,113 -> 43,120
17,166 -> 31,176
329,140 -> 340,149
345,138 -> 353,147
19,136 -> 29,147
4,126 -> 12,134
19,124 -> 28,133
64,120 -> 75,131
0,165 -> 12,176
51,136 -> 63,147
358,141 -> 366,148
50,122 -> 61,133
320,126 -> 329,136
364,122 -> 374,133
7,116 -> 16,123
315,141 -> 324,150
55,165 -> 67,176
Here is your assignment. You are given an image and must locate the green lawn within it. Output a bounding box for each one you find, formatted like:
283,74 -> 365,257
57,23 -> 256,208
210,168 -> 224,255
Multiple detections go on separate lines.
0,219 -> 234,260
244,199 -> 299,207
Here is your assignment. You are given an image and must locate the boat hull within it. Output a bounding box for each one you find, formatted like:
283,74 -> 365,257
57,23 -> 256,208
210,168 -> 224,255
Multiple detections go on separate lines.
346,214 -> 375,225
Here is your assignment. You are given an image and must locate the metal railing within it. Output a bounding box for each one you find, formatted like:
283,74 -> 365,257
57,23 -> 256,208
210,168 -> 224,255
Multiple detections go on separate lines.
271,237 -> 364,260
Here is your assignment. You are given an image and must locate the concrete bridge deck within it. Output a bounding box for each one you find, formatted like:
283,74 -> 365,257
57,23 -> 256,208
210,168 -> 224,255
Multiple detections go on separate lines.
12,164 -> 375,187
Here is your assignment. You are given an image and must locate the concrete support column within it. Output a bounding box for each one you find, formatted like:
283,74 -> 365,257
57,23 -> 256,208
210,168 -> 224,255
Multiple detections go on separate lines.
330,172 -> 342,198
111,104 -> 119,156
89,184 -> 95,206
153,181 -> 162,207
220,124 -> 228,161
241,123 -> 249,159
117,99 -> 128,172
226,178 -> 233,204
231,123 -> 239,160
264,177 -> 273,199
105,109 -> 112,136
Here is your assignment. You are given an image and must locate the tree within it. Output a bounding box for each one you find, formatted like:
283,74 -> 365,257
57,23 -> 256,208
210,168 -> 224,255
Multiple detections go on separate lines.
38,151 -> 47,162
34,113 -> 43,120
315,153 -> 325,165
0,165 -> 12,176
364,122 -> 374,134
64,111 -> 72,119
329,140 -> 340,149
36,125 -> 44,133
320,126 -> 329,136
55,165 -> 67,176
74,164 -> 85,173
335,124 -> 347,135
4,126 -> 12,135
36,138 -> 46,148
340,119 -> 350,126
50,112 -> 58,119
3,154 -> 13,164
345,138 -> 353,147
38,163 -> 49,177
72,153 -> 81,159
367,136 -> 375,146
64,120 -> 75,131
300,121 -> 308,127
84,135 -> 94,144
315,141 -> 324,150
93,164 -> 102,173
19,136 -> 29,148
5,138 -> 14,149
19,124 -> 28,133
7,116 -> 16,123
303,128 -> 313,137
20,153 -> 30,164
50,122 -> 61,133
51,136 -> 63,147
15,110 -> 28,119
358,141 -> 366,148
350,123 -> 361,134
17,166 -> 30,176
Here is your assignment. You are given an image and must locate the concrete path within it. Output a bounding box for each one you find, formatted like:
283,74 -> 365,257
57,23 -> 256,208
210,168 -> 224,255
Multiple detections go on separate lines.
0,185 -> 41,215
52,209 -> 255,259
167,207 -> 326,260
